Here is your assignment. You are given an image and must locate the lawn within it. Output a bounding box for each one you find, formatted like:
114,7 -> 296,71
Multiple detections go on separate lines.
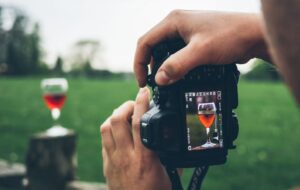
0,77 -> 299,190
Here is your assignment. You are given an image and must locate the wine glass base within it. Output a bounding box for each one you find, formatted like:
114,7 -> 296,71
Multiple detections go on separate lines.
201,142 -> 216,148
46,125 -> 69,137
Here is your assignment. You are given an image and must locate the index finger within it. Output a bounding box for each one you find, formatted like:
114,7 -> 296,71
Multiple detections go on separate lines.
132,87 -> 151,153
133,14 -> 180,87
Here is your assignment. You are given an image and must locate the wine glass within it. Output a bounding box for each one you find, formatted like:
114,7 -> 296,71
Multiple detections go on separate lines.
197,102 -> 216,148
41,78 -> 68,136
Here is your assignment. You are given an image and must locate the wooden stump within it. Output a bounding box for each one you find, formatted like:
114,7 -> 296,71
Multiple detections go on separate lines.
25,127 -> 77,190
0,159 -> 25,188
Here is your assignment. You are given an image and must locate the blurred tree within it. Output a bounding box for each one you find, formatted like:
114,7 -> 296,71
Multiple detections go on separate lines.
53,56 -> 64,76
0,6 -> 2,28
82,60 -> 93,74
243,59 -> 281,81
0,6 -> 7,73
28,23 -> 43,73
0,6 -> 45,75
6,14 -> 29,74
6,14 -> 31,75
65,39 -> 104,76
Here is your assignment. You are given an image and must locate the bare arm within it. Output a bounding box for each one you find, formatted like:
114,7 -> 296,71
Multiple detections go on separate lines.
261,0 -> 300,105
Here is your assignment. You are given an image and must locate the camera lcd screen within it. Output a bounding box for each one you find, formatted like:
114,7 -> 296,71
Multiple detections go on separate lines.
185,90 -> 223,151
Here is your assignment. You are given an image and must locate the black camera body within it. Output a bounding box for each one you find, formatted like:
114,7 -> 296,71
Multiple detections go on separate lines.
140,40 -> 239,168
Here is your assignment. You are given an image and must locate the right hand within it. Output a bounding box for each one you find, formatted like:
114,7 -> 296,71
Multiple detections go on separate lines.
134,10 -> 270,87
100,88 -> 172,190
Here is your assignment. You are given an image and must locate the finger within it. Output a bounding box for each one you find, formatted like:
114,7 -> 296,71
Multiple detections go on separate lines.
110,101 -> 135,151
102,148 -> 108,177
134,13 -> 180,87
132,87 -> 153,155
100,117 -> 116,154
155,38 -> 209,85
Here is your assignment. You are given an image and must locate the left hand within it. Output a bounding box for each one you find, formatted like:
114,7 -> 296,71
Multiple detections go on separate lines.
100,87 -> 171,190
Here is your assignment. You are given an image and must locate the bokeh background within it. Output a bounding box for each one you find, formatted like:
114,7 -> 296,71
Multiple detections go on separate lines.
0,0 -> 299,190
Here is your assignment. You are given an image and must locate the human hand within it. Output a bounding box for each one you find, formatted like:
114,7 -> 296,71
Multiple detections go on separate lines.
100,88 -> 171,190
134,10 -> 270,87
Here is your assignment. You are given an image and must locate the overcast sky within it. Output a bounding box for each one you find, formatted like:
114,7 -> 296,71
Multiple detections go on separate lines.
0,0 -> 260,72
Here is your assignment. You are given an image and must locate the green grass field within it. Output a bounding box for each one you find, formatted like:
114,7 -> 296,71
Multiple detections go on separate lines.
0,77 -> 299,190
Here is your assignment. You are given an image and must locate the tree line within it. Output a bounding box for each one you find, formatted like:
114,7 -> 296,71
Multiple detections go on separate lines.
0,5 -> 280,81
0,6 -> 44,75
0,6 -> 134,79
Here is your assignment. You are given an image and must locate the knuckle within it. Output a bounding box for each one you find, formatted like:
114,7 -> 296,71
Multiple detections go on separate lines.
165,10 -> 182,29
110,114 -> 123,125
193,37 -> 214,59
167,9 -> 185,20
196,37 -> 213,50
100,122 -> 111,134
110,101 -> 134,125
125,100 -> 135,107
123,101 -> 135,114
164,10 -> 186,33
137,36 -> 147,50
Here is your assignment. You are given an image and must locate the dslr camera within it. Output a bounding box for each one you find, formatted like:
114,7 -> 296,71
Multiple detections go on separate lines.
140,40 -> 239,168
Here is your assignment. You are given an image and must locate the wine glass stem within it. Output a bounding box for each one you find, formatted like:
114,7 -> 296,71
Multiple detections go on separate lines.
206,128 -> 211,143
51,108 -> 61,121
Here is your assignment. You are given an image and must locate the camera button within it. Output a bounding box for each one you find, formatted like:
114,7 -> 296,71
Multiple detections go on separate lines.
141,122 -> 151,144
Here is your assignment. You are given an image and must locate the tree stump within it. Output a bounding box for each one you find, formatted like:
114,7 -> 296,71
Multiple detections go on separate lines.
0,159 -> 25,188
25,127 -> 77,190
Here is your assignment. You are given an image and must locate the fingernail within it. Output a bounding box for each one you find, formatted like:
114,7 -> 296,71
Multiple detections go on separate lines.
155,70 -> 173,85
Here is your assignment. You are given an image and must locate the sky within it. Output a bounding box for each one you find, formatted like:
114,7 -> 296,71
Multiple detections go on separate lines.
0,0 -> 261,72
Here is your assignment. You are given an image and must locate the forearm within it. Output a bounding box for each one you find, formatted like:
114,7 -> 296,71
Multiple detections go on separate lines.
261,0 -> 300,105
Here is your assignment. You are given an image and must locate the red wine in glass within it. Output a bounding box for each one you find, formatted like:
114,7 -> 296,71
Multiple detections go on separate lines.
44,94 -> 66,110
198,102 -> 216,147
198,114 -> 215,129
41,78 -> 68,125
41,78 -> 69,137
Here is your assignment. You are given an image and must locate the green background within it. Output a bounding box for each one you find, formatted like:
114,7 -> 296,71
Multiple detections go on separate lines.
0,78 -> 299,190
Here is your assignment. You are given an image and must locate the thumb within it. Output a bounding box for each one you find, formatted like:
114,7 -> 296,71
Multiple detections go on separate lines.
155,40 -> 209,85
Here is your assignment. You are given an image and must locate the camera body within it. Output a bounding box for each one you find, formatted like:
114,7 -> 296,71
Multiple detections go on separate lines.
140,40 -> 239,168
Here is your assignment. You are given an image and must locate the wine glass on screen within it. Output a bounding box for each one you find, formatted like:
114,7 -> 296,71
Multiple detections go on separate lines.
41,78 -> 68,136
197,102 -> 216,148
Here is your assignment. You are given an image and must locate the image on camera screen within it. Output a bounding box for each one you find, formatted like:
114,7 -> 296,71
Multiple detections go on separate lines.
185,90 -> 223,151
